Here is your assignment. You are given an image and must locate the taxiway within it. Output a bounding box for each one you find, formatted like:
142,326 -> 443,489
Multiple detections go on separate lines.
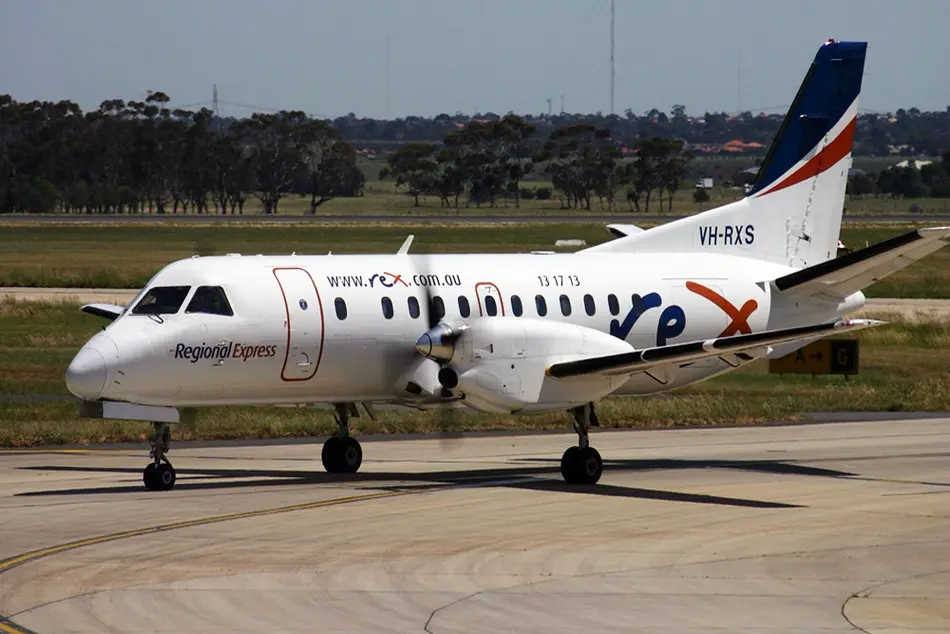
0,418 -> 948,633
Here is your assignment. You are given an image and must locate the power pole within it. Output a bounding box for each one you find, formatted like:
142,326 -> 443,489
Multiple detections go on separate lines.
385,37 -> 391,119
560,93 -> 565,114
546,98 -> 553,116
212,84 -> 220,133
610,0 -> 615,116
737,52 -> 742,114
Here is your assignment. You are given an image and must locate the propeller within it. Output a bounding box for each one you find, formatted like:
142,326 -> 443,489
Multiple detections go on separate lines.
412,253 -> 467,446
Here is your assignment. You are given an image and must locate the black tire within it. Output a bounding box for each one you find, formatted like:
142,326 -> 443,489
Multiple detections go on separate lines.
560,446 -> 581,484
143,463 -> 159,490
322,436 -> 342,473
156,463 -> 176,490
575,447 -> 603,485
338,437 -> 363,474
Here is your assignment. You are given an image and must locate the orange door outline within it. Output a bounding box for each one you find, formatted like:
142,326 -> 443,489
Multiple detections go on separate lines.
273,267 -> 325,382
474,282 -> 505,317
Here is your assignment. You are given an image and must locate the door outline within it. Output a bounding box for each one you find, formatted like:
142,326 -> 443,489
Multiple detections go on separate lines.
273,267 -> 325,382
474,282 -> 505,317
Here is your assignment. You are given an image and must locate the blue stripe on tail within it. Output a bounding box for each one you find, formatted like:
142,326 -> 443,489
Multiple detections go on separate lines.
748,40 -> 867,196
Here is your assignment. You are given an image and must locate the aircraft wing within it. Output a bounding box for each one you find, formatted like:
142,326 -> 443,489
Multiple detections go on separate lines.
771,227 -> 950,299
81,303 -> 125,321
546,318 -> 883,379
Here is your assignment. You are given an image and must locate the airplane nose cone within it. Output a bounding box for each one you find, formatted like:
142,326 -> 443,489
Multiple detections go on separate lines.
66,346 -> 107,400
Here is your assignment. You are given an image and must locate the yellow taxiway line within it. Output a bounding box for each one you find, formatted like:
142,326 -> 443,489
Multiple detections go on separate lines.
0,488 -> 423,633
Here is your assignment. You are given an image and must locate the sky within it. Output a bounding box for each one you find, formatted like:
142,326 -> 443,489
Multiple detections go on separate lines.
1,0 -> 948,119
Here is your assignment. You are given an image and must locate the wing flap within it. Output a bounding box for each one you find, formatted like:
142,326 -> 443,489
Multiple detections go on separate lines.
547,318 -> 883,379
773,227 -> 950,298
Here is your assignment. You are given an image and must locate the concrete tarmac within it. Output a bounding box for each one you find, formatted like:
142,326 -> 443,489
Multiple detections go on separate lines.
1,418 -> 948,633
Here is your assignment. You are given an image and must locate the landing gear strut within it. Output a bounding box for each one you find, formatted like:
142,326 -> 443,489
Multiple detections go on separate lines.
560,403 -> 603,485
143,421 -> 176,491
322,403 -> 363,474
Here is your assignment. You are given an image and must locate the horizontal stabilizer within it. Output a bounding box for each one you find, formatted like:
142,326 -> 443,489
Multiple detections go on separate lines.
773,227 -> 950,298
81,303 -> 125,321
547,318 -> 883,379
606,224 -> 645,238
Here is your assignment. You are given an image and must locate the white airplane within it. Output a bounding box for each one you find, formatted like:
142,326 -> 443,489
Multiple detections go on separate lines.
67,40 -> 949,491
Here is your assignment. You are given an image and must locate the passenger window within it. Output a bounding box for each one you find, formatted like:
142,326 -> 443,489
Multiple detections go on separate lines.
381,297 -> 394,319
407,296 -> 420,319
511,295 -> 523,317
485,295 -> 498,316
535,295 -> 547,316
185,286 -> 233,316
132,286 -> 191,315
607,293 -> 620,316
560,294 -> 572,316
432,296 -> 445,321
458,295 -> 471,318
334,297 -> 347,320
583,294 -> 596,316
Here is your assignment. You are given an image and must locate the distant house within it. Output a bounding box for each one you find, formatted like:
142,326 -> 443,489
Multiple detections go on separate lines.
895,159 -> 933,170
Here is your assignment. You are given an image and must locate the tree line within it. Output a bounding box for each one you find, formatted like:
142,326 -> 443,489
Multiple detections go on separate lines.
318,105 -> 950,158
380,116 -> 692,212
847,151 -> 950,200
0,93 -> 363,215
3,90 -> 949,216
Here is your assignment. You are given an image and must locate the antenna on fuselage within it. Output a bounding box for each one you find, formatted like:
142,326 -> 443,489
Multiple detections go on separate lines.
397,234 -> 415,255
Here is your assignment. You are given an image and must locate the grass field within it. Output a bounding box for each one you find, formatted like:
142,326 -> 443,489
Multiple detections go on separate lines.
2,178 -> 949,217
1,298 -> 949,447
1,222 -> 949,298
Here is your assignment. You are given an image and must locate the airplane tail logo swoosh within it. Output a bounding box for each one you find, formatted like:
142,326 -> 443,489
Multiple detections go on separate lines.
686,281 -> 758,337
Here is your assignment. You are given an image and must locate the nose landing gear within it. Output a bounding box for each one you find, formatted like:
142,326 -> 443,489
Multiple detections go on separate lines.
143,421 -> 176,491
321,403 -> 363,474
560,403 -> 603,485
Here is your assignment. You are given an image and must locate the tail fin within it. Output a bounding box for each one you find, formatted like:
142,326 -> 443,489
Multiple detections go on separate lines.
583,39 -> 867,268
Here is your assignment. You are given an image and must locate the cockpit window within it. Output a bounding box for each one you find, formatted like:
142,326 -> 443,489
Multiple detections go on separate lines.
131,286 -> 191,315
186,286 -> 234,316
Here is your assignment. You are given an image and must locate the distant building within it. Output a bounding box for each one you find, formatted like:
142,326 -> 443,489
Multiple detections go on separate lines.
895,159 -> 933,170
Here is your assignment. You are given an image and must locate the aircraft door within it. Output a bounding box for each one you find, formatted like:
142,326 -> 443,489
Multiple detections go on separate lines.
273,267 -> 325,381
474,282 -> 505,317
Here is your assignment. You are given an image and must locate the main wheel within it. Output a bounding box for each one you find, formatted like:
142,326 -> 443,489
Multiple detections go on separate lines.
143,462 -> 176,491
338,437 -> 362,474
322,436 -> 342,472
560,446 -> 581,483
574,447 -> 603,485
322,436 -> 363,474
560,446 -> 602,485
143,463 -> 158,490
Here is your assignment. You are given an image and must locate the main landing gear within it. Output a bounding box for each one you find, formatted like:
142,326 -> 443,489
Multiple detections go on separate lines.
322,403 -> 363,474
143,421 -> 176,491
560,403 -> 603,485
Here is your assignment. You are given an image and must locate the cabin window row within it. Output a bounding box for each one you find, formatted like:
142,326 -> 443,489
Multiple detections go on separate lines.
333,293 -> 643,321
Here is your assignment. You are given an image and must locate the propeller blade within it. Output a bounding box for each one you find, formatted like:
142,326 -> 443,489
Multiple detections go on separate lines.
410,251 -> 461,449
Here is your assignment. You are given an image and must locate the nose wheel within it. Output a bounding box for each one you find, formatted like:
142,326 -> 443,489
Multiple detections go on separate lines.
143,421 -> 176,491
322,403 -> 363,474
560,403 -> 603,485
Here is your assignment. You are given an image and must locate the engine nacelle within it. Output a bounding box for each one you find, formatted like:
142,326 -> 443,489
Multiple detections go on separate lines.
447,318 -> 634,414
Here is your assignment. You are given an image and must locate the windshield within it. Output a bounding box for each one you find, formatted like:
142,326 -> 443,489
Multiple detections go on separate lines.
186,286 -> 233,316
130,286 -> 191,315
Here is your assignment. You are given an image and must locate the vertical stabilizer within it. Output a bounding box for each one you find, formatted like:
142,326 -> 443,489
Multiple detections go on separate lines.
583,40 -> 867,269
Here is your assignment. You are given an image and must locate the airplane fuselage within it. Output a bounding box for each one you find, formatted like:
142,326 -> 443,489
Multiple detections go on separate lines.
87,251 -> 864,409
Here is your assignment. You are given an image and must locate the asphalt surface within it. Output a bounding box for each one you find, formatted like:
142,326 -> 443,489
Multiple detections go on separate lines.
0,418 -> 947,633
